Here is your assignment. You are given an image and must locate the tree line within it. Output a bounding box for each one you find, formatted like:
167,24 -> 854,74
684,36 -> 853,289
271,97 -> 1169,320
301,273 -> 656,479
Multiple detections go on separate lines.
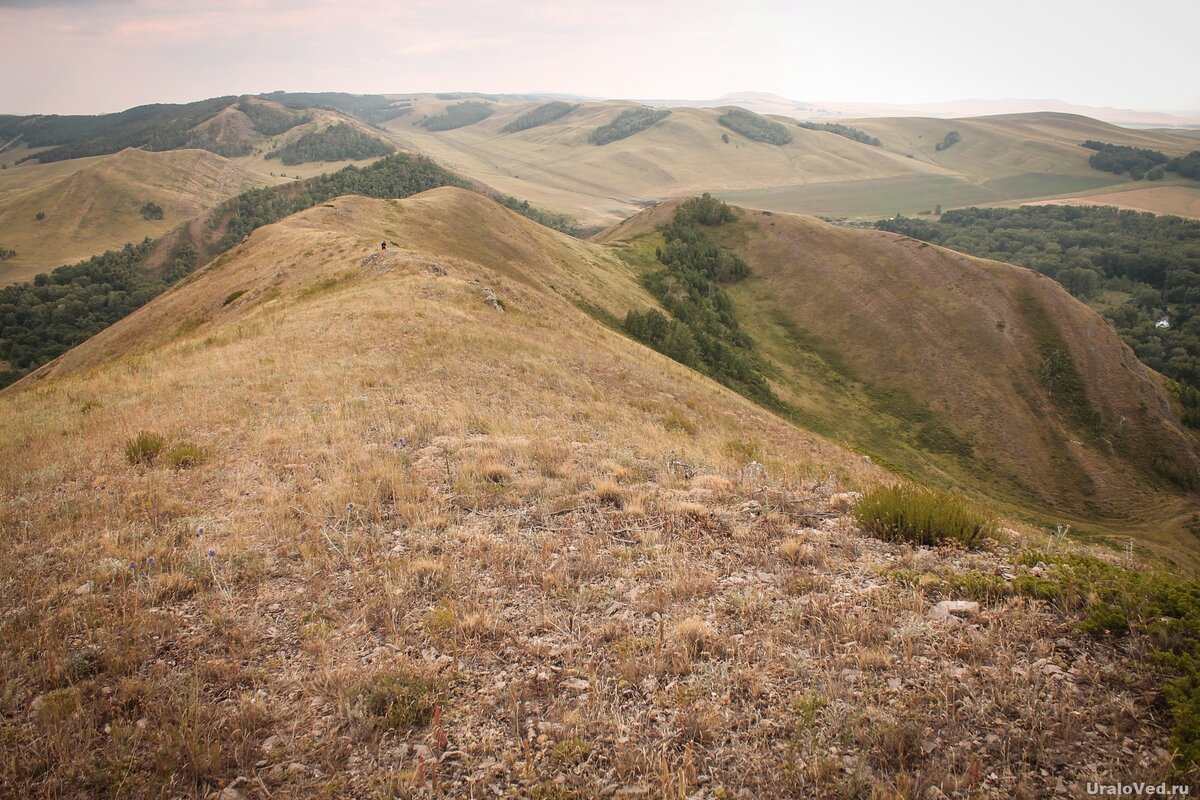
1082,140 -> 1200,182
798,121 -> 881,147
624,194 -> 776,404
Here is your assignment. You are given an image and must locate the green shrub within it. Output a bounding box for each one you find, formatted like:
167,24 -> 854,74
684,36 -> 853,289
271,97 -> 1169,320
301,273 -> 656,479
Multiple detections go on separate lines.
853,484 -> 995,547
352,670 -> 441,730
125,432 -> 166,465
166,443 -> 207,470
1078,601 -> 1129,636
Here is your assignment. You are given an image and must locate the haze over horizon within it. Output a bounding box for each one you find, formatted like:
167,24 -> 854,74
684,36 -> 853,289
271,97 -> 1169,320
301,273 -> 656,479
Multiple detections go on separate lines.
1,0 -> 1197,117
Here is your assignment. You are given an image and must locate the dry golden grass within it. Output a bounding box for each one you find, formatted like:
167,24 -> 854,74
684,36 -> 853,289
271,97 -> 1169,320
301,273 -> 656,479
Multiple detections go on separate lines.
0,147 -> 264,284
0,188 -> 1180,797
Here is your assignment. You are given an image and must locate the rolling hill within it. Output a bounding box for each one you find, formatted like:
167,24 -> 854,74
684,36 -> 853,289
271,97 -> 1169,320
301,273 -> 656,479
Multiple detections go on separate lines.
382,98 -> 1200,224
1,188 -> 1191,796
0,147 -> 264,284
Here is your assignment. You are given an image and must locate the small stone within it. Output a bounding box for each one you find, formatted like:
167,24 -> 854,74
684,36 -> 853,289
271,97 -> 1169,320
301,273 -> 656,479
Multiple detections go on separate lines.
928,600 -> 980,621
74,582 -> 91,596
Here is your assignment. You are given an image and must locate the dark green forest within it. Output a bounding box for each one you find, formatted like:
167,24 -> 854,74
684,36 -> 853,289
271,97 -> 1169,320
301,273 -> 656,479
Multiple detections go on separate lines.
625,194 -> 775,403
501,102 -> 578,134
1,97 -> 240,163
0,93 -> 408,164
265,122 -> 394,165
1082,140 -> 1200,181
874,206 -> 1200,403
235,100 -> 310,136
589,108 -> 671,146
717,109 -> 793,145
798,121 -> 881,147
0,239 -> 194,386
420,102 -> 494,132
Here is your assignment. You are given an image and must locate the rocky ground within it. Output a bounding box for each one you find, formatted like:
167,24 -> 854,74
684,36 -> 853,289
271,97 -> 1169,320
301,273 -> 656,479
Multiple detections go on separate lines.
3,433 -> 1175,799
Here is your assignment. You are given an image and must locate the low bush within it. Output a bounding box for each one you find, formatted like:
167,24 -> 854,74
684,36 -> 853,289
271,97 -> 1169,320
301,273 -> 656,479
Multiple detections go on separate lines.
351,669 -> 441,730
166,443 -> 207,469
125,432 -> 166,465
854,484 -> 994,547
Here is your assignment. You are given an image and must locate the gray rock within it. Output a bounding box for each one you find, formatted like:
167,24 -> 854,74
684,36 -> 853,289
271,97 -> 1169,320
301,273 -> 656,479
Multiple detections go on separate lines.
928,600 -> 980,621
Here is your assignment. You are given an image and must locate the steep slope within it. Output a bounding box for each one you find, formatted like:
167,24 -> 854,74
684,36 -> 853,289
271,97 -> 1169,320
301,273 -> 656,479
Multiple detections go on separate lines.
0,189 -> 1186,797
0,147 -> 263,283
603,202 -> 1200,558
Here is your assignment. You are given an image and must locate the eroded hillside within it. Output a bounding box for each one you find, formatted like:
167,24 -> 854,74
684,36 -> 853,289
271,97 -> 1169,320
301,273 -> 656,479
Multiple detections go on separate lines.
601,200 -> 1200,560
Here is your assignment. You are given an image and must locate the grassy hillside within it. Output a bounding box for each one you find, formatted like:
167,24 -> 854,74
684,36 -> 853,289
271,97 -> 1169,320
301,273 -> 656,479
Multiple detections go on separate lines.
385,101 -> 929,225
0,148 -> 263,284
1,189 -> 1191,795
384,102 -> 1200,223
602,202 -> 1200,562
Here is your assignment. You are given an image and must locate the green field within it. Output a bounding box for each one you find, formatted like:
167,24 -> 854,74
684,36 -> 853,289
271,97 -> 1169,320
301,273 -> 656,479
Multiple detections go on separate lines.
716,175 -> 1000,218
982,171 -> 1121,197
717,171 -> 1131,219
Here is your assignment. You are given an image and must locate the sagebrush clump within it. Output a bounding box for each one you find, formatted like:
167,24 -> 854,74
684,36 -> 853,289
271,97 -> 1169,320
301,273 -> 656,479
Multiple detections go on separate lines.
124,431 -> 165,465
854,484 -> 994,547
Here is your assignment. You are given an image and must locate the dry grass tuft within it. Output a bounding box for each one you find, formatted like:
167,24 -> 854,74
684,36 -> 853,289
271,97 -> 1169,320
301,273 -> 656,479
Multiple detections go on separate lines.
672,617 -> 719,660
778,535 -> 825,567
593,478 -> 626,508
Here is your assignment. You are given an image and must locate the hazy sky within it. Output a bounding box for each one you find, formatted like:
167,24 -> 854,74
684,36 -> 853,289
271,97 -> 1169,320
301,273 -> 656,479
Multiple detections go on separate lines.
2,0 -> 1197,115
